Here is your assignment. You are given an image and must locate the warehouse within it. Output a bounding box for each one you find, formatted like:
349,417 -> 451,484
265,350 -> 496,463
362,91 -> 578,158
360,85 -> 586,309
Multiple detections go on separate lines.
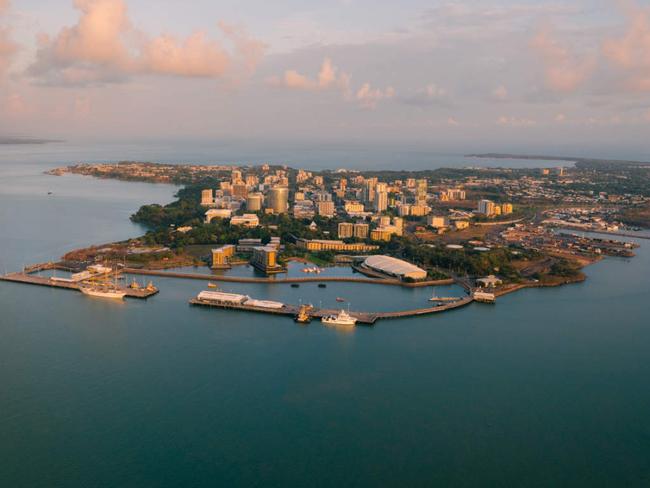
362,255 -> 427,281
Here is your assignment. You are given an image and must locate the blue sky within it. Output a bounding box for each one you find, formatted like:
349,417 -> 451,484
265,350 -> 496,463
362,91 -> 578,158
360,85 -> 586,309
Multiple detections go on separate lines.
2,0 -> 650,156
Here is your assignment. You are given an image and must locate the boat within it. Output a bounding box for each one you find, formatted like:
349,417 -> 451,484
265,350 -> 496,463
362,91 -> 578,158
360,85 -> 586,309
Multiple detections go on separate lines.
207,282 -> 218,288
321,309 -> 357,326
290,283 -> 300,288
80,284 -> 126,300
336,297 -> 346,302
318,283 -> 327,288
129,279 -> 140,289
294,304 -> 312,324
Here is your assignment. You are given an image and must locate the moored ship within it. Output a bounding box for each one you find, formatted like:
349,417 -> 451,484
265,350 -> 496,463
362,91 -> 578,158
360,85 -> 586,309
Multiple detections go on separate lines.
80,284 -> 126,300
321,309 -> 357,326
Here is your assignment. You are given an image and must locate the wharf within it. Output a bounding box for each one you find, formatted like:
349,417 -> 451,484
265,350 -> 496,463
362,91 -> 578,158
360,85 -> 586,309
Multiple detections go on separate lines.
0,272 -> 159,299
189,294 -> 474,324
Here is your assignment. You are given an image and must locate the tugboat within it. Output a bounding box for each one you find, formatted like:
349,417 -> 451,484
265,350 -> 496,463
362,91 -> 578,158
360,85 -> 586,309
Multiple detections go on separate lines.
294,304 -> 312,324
321,309 -> 357,326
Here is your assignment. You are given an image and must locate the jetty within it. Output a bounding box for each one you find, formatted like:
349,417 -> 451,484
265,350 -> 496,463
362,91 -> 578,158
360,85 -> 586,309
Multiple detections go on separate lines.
0,269 -> 158,299
189,294 -> 474,325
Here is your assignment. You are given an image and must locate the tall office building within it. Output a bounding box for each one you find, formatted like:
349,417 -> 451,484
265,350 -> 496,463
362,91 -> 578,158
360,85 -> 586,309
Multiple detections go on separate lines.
268,187 -> 289,214
246,193 -> 263,212
201,189 -> 214,206
374,182 -> 388,212
478,199 -> 496,216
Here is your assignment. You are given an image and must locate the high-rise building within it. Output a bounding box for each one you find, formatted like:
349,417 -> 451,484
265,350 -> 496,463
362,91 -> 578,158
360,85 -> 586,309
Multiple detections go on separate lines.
478,199 -> 496,216
268,187 -> 289,214
374,183 -> 388,212
398,204 -> 411,217
317,200 -> 335,217
211,245 -> 235,269
501,203 -> 513,215
201,189 -> 214,206
251,246 -> 284,274
246,193 -> 263,212
338,222 -> 354,239
353,223 -> 370,239
232,183 -> 248,198
363,179 -> 377,203
392,217 -> 404,236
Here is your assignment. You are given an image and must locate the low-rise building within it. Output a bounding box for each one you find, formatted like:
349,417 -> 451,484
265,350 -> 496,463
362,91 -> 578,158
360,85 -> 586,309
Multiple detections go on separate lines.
362,255 -> 427,281
205,208 -> 232,223
230,214 -> 260,228
296,239 -> 379,253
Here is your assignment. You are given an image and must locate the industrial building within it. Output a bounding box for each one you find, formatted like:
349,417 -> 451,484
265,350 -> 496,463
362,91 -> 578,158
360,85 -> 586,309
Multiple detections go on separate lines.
362,255 -> 427,281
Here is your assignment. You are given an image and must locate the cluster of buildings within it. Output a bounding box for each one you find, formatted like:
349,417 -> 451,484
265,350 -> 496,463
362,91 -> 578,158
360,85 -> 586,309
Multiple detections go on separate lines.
476,200 -> 514,217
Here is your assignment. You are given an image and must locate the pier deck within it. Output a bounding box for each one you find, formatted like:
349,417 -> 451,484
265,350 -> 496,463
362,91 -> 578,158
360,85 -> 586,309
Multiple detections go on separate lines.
0,272 -> 159,299
189,294 -> 474,324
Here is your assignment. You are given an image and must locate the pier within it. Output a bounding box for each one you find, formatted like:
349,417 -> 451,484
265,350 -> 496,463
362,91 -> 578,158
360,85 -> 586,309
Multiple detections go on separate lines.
189,294 -> 474,324
0,271 -> 159,299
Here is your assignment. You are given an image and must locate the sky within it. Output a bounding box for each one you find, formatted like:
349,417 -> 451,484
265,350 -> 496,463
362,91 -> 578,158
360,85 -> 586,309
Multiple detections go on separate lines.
2,0 -> 650,155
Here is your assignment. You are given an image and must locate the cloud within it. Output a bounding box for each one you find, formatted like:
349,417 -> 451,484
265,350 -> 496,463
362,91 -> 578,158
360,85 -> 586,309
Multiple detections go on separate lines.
399,83 -> 449,107
530,27 -> 595,92
0,0 -> 16,76
497,115 -> 536,127
602,2 -> 650,91
492,84 -> 508,101
447,116 -> 460,126
28,0 -> 264,85
355,83 -> 395,109
268,58 -> 351,93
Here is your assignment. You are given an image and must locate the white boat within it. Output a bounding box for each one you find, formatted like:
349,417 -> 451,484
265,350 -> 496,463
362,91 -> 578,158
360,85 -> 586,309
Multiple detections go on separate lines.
321,309 -> 357,326
80,285 -> 126,300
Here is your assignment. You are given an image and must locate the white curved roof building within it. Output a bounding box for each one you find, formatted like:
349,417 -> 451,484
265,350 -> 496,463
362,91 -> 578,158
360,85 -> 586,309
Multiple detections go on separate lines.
363,255 -> 427,280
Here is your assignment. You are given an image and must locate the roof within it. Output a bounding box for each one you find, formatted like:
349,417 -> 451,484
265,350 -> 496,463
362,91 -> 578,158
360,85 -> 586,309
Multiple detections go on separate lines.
363,255 -> 426,277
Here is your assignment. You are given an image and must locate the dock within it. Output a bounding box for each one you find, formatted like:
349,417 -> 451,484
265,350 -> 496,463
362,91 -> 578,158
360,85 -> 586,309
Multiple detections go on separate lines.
0,271 -> 159,299
189,294 -> 474,324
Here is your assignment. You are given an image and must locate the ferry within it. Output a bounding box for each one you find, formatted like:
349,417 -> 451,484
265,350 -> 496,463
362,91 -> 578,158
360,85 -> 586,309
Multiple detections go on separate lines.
321,309 -> 357,326
80,284 -> 126,300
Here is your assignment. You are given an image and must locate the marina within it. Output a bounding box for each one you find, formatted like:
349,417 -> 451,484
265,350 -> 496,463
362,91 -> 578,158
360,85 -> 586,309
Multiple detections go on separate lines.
0,264 -> 159,299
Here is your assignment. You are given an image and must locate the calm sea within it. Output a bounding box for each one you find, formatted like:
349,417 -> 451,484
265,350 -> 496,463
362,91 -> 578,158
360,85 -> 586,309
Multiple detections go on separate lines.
1,142 -> 649,487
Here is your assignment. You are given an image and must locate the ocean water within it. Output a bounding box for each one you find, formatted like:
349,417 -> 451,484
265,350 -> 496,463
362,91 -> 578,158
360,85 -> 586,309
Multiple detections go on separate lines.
1,145 -> 650,487
0,139 -> 576,170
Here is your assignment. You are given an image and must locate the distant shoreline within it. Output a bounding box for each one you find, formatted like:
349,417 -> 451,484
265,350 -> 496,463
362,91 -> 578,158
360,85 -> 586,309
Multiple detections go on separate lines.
466,153 -> 650,167
0,137 -> 63,145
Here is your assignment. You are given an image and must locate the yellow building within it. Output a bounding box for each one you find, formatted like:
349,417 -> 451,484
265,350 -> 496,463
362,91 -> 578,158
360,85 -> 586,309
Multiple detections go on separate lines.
251,246 -> 284,274
501,203 -> 513,215
296,239 -> 379,253
212,245 -> 235,268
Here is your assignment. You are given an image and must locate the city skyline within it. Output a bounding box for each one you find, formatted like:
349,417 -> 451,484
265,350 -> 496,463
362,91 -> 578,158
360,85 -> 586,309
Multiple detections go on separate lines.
2,1 -> 650,154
